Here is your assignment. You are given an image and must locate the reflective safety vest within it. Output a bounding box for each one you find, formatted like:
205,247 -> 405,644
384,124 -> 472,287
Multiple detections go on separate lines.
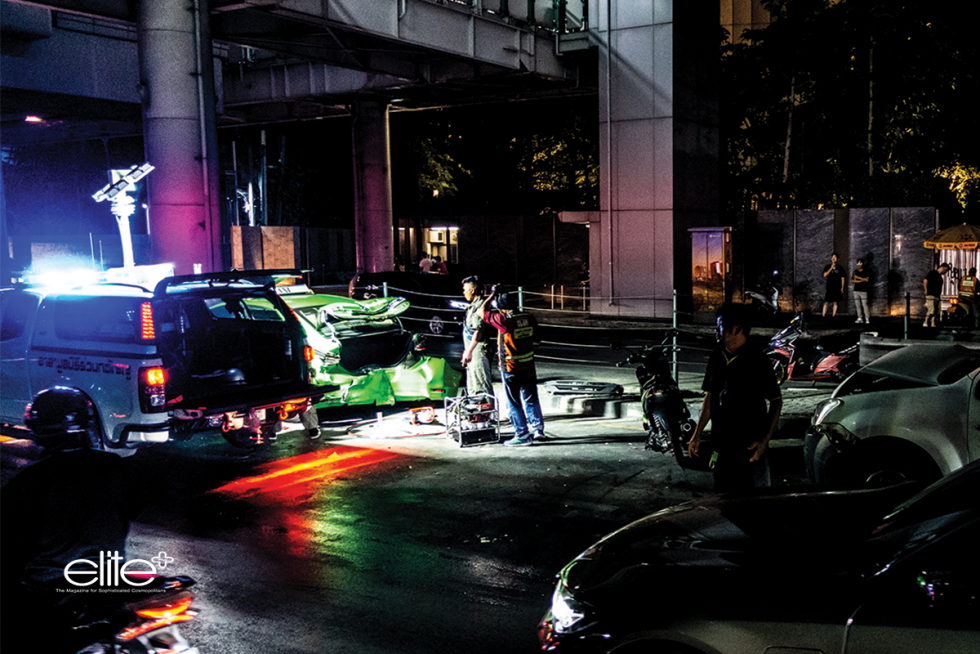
496,311 -> 537,373
961,276 -> 977,298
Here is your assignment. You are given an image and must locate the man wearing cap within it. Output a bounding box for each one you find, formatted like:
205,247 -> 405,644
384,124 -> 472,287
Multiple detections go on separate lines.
472,286 -> 545,446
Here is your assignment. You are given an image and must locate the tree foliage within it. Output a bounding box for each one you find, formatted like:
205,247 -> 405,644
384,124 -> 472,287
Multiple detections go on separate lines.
391,98 -> 598,215
511,113 -> 599,210
721,0 -> 980,214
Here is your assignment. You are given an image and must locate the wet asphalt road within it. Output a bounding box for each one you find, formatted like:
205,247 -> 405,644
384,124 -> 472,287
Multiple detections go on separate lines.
0,327 -> 833,653
117,332 -> 832,654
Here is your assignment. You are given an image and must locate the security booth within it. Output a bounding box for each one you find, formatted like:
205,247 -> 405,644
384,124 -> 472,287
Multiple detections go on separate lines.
690,226 -> 733,317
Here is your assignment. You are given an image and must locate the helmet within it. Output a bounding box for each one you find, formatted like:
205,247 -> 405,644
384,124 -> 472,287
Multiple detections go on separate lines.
496,292 -> 516,311
24,387 -> 100,450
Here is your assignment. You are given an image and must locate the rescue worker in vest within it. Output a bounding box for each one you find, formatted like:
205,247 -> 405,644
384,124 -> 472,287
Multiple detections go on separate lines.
470,285 -> 545,446
959,267 -> 978,328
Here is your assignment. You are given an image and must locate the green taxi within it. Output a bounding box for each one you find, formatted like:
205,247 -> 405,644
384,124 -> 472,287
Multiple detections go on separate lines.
276,274 -> 461,408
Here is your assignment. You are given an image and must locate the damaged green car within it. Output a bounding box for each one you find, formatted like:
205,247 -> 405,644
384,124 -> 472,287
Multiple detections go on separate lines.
276,274 -> 461,408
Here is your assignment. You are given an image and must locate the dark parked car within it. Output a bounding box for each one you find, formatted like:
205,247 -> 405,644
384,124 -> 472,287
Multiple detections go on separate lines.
538,461 -> 980,653
348,271 -> 467,338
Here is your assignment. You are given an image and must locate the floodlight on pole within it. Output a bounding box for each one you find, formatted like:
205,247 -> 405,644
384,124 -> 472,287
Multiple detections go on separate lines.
93,162 -> 155,268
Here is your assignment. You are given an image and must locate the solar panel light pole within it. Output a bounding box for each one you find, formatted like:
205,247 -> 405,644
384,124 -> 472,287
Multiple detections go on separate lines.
92,162 -> 155,268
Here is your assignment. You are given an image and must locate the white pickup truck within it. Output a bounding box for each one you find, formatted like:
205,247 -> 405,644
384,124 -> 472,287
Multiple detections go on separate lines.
1,271 -> 324,451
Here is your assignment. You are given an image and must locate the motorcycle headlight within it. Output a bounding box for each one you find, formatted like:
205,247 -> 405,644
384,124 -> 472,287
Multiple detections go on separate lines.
813,398 -> 842,426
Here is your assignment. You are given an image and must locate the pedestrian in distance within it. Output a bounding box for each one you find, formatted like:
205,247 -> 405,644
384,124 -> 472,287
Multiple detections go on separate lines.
687,303 -> 783,493
433,255 -> 449,275
923,262 -> 950,327
822,252 -> 846,318
852,258 -> 871,324
477,286 -> 545,446
460,276 -> 495,398
419,253 -> 433,273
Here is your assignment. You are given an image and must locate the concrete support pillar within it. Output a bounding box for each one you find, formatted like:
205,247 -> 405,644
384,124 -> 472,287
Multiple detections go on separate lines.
138,0 -> 221,274
590,0 -> 719,318
0,157 -> 10,284
352,102 -> 394,274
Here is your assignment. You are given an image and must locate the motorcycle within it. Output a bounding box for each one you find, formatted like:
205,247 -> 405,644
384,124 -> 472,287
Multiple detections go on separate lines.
48,575 -> 200,653
745,272 -> 780,315
766,313 -> 861,384
614,332 -> 707,470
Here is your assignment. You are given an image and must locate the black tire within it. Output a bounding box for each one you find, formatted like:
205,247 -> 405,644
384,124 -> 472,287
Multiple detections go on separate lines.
769,354 -> 789,384
850,448 -> 942,486
645,416 -> 671,453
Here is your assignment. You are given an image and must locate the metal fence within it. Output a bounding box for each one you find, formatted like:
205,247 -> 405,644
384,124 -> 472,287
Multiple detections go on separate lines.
376,281 -> 697,381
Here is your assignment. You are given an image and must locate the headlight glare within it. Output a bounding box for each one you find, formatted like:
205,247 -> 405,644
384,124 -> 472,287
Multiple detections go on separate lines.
813,398 -> 841,425
551,583 -> 591,634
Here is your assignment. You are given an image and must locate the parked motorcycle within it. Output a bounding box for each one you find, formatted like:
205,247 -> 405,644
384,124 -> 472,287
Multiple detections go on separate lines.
614,332 -> 706,470
766,313 -> 861,384
52,575 -> 200,653
745,272 -> 780,315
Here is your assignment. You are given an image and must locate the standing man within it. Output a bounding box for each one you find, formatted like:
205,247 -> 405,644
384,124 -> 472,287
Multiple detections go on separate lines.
477,286 -> 545,446
688,303 -> 783,492
923,262 -> 950,327
460,276 -> 494,397
822,252 -> 846,318
852,258 -> 871,324
419,252 -> 433,273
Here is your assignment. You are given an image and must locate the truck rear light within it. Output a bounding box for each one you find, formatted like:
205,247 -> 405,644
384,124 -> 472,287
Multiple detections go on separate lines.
140,302 -> 156,340
304,345 -> 314,362
144,367 -> 166,386
139,366 -> 167,413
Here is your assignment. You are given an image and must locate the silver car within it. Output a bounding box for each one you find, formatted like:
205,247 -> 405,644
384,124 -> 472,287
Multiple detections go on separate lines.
805,343 -> 980,485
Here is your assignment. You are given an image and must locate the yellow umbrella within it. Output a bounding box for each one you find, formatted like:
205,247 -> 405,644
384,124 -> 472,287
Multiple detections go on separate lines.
923,224 -> 980,250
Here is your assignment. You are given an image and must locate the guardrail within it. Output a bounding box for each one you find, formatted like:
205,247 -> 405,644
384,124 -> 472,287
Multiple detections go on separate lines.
374,281 -> 700,380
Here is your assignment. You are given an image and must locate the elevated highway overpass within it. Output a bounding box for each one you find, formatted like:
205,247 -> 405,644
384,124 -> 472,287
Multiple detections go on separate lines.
2,0 -> 725,319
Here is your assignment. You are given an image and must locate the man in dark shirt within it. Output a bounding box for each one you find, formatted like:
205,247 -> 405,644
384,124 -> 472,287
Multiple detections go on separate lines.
688,303 -> 783,492
923,262 -> 950,327
822,252 -> 846,318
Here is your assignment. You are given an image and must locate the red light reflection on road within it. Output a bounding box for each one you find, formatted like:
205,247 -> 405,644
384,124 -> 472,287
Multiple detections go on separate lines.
210,446 -> 401,500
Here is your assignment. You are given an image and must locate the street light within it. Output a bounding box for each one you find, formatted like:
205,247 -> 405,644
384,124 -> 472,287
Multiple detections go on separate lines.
92,162 -> 154,268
